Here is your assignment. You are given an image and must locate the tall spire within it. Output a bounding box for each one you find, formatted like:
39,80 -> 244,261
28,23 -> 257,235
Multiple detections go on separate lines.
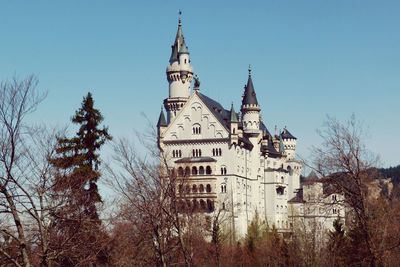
242,65 -> 259,106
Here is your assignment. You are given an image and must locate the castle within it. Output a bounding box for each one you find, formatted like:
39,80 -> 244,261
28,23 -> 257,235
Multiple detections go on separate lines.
157,16 -> 304,238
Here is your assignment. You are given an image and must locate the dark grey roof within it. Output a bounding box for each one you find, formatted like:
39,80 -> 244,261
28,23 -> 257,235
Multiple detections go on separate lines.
281,128 -> 297,140
157,109 -> 167,127
175,157 -> 217,164
169,18 -> 188,62
179,37 -> 189,54
260,121 -> 271,136
169,44 -> 178,63
229,104 -> 238,123
242,74 -> 258,106
288,189 -> 304,203
197,92 -> 230,130
267,136 -> 280,157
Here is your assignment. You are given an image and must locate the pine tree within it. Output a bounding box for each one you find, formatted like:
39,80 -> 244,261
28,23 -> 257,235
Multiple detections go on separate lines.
52,92 -> 111,219
50,92 -> 112,265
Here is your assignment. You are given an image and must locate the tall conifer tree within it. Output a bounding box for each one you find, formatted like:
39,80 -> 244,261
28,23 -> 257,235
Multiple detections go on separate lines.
50,92 -> 112,265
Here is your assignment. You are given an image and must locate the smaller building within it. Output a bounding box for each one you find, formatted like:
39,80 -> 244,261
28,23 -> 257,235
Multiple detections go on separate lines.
288,179 -> 345,240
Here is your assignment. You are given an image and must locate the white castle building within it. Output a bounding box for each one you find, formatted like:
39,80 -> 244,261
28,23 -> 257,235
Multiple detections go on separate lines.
157,17 -> 303,238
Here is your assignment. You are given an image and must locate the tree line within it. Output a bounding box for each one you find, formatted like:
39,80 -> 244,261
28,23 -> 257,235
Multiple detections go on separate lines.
1,75 -> 400,267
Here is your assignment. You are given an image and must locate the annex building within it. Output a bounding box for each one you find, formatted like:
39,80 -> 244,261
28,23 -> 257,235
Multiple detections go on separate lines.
157,17 -> 309,238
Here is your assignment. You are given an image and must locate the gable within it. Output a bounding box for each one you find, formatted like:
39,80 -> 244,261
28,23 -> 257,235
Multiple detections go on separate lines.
163,92 -> 230,141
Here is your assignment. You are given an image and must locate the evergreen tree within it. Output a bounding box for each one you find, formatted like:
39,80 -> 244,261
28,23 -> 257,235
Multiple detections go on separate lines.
50,92 -> 112,265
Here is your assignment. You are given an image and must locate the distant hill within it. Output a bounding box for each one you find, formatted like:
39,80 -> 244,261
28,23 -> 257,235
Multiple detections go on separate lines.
379,165 -> 400,185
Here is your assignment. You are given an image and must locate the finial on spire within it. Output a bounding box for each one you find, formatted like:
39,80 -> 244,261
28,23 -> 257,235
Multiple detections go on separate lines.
248,64 -> 252,77
178,10 -> 182,26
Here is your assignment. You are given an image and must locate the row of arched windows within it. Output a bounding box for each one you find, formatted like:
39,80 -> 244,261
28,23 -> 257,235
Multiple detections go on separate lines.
212,148 -> 222,156
192,149 -> 202,157
172,150 -> 182,158
177,199 -> 215,213
179,183 -> 212,194
177,166 -> 212,176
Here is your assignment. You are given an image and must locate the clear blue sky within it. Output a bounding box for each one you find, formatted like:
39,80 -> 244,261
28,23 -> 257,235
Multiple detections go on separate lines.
1,1 -> 399,168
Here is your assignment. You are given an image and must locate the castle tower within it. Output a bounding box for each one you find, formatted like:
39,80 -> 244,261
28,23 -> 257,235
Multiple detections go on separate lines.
280,127 -> 297,160
164,15 -> 193,122
241,67 -> 261,135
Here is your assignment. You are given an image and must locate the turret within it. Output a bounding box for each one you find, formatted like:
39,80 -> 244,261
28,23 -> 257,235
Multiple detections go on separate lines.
164,14 -> 193,122
229,103 -> 239,145
280,127 -> 297,160
157,107 -> 167,148
241,67 -> 261,135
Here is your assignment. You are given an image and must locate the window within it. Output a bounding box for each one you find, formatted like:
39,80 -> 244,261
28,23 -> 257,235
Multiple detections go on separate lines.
192,184 -> 198,193
213,148 -> 222,156
207,199 -> 214,212
199,184 -> 204,193
206,166 -> 212,175
192,124 -> 201,135
206,184 -> 212,193
192,166 -> 198,175
192,149 -> 202,158
200,199 -> 206,210
172,149 -> 182,158
220,166 -> 227,175
185,167 -> 190,176
222,202 -> 226,210
199,166 -> 205,175
221,183 -> 227,193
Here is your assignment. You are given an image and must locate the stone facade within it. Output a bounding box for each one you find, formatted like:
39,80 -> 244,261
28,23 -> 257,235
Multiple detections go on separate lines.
157,17 -> 303,239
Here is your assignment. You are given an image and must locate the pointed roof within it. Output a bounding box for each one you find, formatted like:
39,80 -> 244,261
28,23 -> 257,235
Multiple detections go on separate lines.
157,108 -> 167,127
242,67 -> 259,106
267,136 -> 280,157
229,103 -> 238,123
169,15 -> 189,63
280,128 -> 297,140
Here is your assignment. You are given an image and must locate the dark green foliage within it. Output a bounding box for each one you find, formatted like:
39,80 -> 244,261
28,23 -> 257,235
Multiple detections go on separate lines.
50,92 -> 112,265
52,92 -> 111,220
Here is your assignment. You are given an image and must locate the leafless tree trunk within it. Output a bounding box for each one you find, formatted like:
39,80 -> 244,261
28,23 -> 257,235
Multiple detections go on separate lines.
310,115 -> 381,266
0,75 -> 59,267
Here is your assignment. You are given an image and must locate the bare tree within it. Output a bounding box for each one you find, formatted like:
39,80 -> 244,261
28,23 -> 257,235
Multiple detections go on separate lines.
310,115 -> 400,266
0,75 -> 47,266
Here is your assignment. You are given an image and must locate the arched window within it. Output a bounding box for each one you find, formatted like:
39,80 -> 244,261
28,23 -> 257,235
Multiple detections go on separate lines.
192,199 -> 198,211
173,151 -> 176,158
192,124 -> 201,135
192,166 -> 198,175
185,185 -> 190,194
185,167 -> 190,176
192,184 -> 198,193
206,166 -> 212,175
212,148 -> 215,156
219,148 -> 222,156
200,199 -> 206,210
207,199 -> 214,213
178,184 -> 183,194
178,167 -> 184,176
199,150 -> 202,157
206,184 -> 211,193
179,150 -> 182,157
199,184 -> 204,193
199,166 -> 205,175
222,202 -> 226,210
